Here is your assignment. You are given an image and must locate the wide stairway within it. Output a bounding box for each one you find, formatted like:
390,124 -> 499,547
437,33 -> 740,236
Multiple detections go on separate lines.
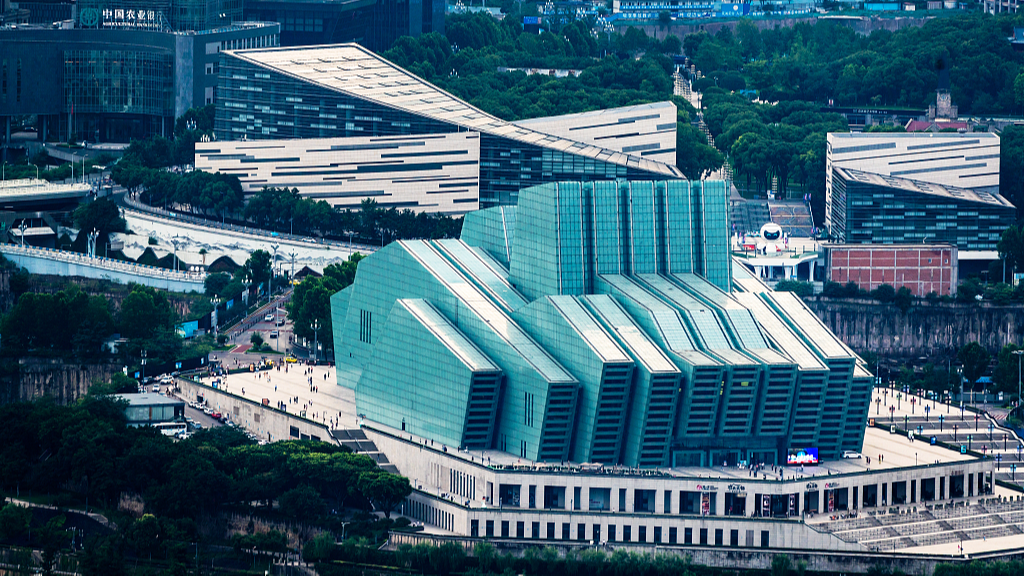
731,200 -> 771,235
813,497 -> 1024,551
767,201 -> 815,237
331,428 -> 401,474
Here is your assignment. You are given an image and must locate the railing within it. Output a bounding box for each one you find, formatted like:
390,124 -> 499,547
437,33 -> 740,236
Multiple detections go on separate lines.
122,193 -> 379,254
0,242 -> 206,282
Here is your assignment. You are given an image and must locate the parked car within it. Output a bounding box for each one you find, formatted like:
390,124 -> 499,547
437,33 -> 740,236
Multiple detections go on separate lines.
842,450 -> 863,459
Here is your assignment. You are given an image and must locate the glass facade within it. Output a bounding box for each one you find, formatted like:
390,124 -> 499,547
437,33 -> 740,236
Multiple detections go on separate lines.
332,180 -> 872,466
832,167 -> 1015,251
64,49 -> 173,117
78,0 -> 242,31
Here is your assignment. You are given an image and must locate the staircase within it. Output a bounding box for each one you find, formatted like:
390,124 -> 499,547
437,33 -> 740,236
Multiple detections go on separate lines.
331,428 -> 400,474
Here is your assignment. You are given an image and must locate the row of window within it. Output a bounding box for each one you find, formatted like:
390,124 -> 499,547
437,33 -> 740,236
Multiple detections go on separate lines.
470,518 -> 770,549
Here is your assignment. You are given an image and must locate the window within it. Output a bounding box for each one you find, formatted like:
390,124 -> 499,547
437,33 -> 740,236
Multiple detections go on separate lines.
592,524 -> 601,542
698,528 -> 707,545
516,521 -> 524,539
715,528 -> 724,546
730,529 -> 739,547
545,522 -> 554,539
653,526 -> 661,543
470,520 -> 479,538
638,525 -> 647,543
16,59 -> 21,102
608,525 -> 616,541
485,520 -> 493,538
529,485 -> 536,508
531,522 -> 540,539
669,527 -> 677,544
501,520 -> 509,538
577,523 -> 585,541
359,310 -> 372,343
289,425 -> 299,438
760,530 -> 770,548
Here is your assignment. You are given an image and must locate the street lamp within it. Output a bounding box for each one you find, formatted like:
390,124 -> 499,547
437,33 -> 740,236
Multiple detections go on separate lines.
1013,349 -> 1024,413
269,244 -> 279,305
17,221 -> 26,247
311,318 -> 320,364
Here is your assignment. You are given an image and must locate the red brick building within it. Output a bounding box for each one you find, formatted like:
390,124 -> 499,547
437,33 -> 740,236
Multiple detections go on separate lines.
824,244 -> 958,296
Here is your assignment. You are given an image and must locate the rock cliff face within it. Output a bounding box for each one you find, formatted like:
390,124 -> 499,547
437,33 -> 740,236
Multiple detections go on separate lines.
0,358 -> 121,405
806,298 -> 1024,357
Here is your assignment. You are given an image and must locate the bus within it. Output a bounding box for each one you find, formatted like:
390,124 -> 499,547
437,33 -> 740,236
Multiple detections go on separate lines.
153,422 -> 188,437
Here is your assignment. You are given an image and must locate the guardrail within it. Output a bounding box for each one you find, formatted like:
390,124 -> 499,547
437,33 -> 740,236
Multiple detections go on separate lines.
0,242 -> 205,282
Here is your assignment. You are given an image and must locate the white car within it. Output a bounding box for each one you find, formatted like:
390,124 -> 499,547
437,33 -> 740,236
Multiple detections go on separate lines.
265,313 -> 275,322
842,450 -> 863,459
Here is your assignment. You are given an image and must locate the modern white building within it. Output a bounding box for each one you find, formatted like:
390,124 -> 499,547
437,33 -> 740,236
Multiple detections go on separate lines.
201,43 -> 683,214
824,132 -> 1007,251
195,132 -> 482,213
513,101 -> 678,166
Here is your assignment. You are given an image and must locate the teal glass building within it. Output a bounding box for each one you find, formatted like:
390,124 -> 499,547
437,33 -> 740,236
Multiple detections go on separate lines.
332,180 -> 874,467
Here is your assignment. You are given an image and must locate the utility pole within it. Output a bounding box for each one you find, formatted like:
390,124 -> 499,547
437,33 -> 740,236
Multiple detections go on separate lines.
288,251 -> 296,280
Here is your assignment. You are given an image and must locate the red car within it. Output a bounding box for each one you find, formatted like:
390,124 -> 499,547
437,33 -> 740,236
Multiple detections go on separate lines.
212,412 -> 222,420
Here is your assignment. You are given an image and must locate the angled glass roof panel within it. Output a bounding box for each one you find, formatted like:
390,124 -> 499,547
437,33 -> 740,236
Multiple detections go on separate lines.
547,296 -> 631,364
733,292 -> 825,370
598,274 -> 696,352
580,295 -> 678,374
434,239 -> 528,311
763,292 -> 851,360
398,299 -> 499,372
401,240 -> 576,383
636,274 -> 733,350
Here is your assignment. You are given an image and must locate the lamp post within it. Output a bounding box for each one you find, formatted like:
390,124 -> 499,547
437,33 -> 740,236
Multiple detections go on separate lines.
1014,349 -> 1024,412
953,424 -> 958,442
269,244 -> 279,305
17,221 -> 26,247
939,414 -> 945,431
311,318 -> 320,364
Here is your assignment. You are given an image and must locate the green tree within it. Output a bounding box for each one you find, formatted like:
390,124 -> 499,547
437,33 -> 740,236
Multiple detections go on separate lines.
0,503 -> 31,539
204,272 -> 232,297
894,286 -> 914,314
278,484 -> 328,519
871,284 -> 896,304
73,198 -> 127,235
244,250 -> 273,292
357,472 -> 412,519
250,332 -> 265,350
119,285 -> 176,340
774,280 -> 814,298
303,532 -> 336,562
958,342 -> 991,395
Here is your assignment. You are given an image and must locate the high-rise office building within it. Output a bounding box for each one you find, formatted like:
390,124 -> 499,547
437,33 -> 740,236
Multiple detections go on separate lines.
243,0 -> 444,51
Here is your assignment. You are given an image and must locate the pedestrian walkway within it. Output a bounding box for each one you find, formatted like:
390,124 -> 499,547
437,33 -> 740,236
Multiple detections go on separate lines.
871,387 -> 1024,490
219,361 -> 357,432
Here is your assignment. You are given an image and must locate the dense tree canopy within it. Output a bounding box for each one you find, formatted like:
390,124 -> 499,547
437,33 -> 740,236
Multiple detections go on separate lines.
685,15 -> 1024,115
